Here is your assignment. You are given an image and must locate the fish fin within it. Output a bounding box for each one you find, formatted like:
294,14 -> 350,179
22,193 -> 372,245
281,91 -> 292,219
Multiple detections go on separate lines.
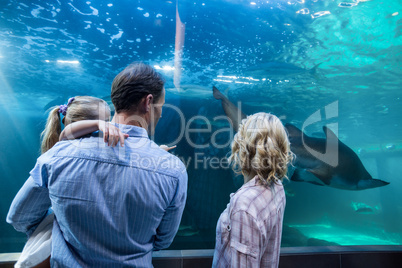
290,169 -> 304,182
310,63 -> 322,74
285,124 -> 303,137
213,86 -> 224,100
223,86 -> 230,96
357,178 -> 390,190
291,169 -> 325,186
310,63 -> 322,79
309,181 -> 326,186
307,169 -> 332,185
323,126 -> 339,141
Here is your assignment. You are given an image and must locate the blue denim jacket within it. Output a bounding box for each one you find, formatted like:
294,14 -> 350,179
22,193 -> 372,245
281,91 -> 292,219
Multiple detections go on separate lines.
7,124 -> 188,267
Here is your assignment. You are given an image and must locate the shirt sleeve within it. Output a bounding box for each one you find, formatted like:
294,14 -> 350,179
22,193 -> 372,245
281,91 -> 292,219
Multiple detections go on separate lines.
229,210 -> 262,268
153,167 -> 188,250
6,158 -> 52,236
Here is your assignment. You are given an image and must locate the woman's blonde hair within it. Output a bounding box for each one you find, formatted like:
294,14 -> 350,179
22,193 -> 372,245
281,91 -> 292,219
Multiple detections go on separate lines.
228,112 -> 293,185
40,96 -> 110,154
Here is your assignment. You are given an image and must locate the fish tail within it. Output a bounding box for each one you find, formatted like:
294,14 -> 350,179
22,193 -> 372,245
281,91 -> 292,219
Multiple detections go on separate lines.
212,86 -> 224,100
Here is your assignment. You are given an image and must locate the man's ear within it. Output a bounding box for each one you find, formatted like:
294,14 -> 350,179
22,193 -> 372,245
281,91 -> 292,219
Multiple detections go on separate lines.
145,94 -> 153,112
138,94 -> 154,113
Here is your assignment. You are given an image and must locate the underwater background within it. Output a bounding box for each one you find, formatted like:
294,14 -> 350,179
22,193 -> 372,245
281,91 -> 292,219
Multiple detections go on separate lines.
0,0 -> 401,252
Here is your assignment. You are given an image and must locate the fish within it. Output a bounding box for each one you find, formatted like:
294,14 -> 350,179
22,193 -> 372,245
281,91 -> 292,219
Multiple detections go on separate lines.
176,225 -> 200,237
286,124 -> 390,190
311,131 -> 326,138
284,186 -> 296,197
351,202 -> 378,214
355,207 -> 374,214
212,85 -> 389,191
245,62 -> 321,79
289,168 -> 326,187
166,84 -> 212,99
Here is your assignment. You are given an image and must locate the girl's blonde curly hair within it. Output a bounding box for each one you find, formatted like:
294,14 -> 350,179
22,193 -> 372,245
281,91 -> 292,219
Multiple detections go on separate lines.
228,112 -> 294,185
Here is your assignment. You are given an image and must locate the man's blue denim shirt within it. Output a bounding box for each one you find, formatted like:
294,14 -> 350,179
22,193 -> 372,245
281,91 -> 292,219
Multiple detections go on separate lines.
7,124 -> 188,267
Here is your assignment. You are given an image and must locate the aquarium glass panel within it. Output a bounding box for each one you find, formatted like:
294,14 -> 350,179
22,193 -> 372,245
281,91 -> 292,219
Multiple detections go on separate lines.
1,0 -> 401,253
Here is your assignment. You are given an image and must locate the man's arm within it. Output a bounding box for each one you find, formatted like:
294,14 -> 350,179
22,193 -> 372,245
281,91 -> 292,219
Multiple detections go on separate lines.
6,159 -> 51,236
153,167 -> 188,250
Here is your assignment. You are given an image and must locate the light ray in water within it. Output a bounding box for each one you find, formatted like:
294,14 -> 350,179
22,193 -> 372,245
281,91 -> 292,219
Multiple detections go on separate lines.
0,70 -> 33,153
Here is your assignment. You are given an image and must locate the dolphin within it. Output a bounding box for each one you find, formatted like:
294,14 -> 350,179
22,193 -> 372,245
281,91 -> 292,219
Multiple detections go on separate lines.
285,124 -> 389,190
212,86 -> 390,191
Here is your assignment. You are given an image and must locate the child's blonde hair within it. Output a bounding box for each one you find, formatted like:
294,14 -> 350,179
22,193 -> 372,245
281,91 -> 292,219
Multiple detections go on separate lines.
228,112 -> 294,185
40,96 -> 110,154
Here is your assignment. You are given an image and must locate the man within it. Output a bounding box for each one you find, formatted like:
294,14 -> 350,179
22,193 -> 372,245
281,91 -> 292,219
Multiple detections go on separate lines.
7,63 -> 188,267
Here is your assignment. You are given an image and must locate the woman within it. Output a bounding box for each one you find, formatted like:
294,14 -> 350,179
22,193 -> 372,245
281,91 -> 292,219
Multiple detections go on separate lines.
213,112 -> 293,268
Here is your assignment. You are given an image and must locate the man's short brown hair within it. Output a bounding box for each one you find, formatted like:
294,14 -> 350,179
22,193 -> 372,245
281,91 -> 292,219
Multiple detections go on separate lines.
111,62 -> 165,113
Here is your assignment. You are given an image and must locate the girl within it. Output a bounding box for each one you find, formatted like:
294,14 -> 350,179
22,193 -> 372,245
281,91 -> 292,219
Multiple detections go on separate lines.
16,96 -> 121,268
213,113 -> 294,268
42,96 -> 127,153
16,96 -> 130,268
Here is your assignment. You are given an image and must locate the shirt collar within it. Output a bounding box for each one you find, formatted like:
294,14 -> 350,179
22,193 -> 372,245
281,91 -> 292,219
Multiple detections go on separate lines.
112,123 -> 149,138
241,176 -> 260,189
230,176 -> 259,198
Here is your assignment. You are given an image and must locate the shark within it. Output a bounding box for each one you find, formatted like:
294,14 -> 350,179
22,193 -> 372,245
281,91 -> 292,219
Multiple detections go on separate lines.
212,86 -> 390,191
285,124 -> 389,190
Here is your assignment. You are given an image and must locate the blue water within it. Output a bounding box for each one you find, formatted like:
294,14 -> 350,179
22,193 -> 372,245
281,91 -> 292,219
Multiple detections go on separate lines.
1,0 -> 401,252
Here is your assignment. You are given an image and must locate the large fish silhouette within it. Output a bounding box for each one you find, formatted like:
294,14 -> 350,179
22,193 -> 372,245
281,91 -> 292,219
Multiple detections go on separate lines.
245,62 -> 322,79
212,86 -> 390,191
285,124 -> 389,190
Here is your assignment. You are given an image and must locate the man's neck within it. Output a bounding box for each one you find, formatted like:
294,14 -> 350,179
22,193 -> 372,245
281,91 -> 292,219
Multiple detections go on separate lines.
111,112 -> 149,133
